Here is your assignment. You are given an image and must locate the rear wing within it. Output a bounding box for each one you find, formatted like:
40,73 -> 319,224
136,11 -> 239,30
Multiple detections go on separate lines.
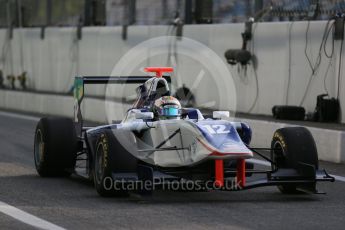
78,76 -> 171,84
74,75 -> 171,107
73,76 -> 171,135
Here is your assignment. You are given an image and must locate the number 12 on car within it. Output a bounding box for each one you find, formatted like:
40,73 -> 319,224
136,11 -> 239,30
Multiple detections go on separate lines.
202,125 -> 230,134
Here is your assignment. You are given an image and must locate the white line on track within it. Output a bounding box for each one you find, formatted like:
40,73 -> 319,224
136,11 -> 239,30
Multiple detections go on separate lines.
0,201 -> 66,230
0,111 -> 65,229
330,175 -> 345,183
0,111 -> 40,122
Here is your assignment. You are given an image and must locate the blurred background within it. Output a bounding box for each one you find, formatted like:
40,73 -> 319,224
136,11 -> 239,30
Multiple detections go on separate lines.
1,0 -> 345,27
0,0 -> 344,126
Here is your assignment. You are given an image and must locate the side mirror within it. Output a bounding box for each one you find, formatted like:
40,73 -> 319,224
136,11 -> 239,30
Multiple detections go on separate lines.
213,111 -> 230,119
135,112 -> 154,120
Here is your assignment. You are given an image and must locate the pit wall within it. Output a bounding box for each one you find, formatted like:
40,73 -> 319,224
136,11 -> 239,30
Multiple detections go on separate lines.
0,21 -> 344,122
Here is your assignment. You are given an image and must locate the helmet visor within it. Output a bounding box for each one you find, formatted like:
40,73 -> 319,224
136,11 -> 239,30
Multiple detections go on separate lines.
160,105 -> 180,117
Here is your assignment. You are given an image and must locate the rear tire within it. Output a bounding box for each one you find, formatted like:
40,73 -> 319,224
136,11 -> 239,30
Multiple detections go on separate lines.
271,127 -> 318,194
34,117 -> 77,177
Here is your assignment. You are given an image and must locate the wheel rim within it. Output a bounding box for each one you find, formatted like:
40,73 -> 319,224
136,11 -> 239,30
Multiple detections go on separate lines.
273,141 -> 285,170
95,143 -> 105,184
34,129 -> 44,166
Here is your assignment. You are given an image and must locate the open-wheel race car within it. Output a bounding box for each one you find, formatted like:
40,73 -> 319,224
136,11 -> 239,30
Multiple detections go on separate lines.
34,67 -> 334,197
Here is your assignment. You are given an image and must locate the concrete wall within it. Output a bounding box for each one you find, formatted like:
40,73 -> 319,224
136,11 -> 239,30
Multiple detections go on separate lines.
0,21 -> 344,122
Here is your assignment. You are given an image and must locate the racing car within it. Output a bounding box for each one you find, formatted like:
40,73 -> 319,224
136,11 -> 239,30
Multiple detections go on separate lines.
34,67 -> 334,197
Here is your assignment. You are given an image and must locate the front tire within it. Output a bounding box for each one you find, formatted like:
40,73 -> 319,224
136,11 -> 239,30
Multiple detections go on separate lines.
34,117 -> 77,177
271,127 -> 318,194
93,130 -> 137,197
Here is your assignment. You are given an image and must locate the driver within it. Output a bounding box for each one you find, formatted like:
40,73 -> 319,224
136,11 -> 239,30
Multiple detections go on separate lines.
153,96 -> 181,120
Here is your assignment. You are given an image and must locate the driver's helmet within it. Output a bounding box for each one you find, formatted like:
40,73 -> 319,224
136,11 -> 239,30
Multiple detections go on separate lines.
153,96 -> 181,119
